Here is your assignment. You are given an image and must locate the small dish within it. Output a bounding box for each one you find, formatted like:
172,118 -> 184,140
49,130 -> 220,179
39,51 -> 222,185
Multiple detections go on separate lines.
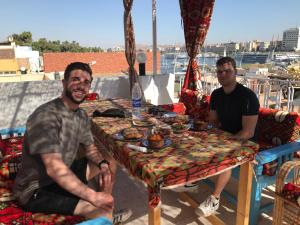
171,123 -> 192,133
141,138 -> 172,150
132,120 -> 155,127
113,131 -> 143,142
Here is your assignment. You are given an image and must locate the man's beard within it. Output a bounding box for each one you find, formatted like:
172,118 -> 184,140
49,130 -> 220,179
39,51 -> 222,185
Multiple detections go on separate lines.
65,89 -> 85,104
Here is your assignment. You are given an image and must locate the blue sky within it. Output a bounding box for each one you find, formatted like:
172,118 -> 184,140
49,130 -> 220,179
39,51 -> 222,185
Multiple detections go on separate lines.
0,0 -> 300,48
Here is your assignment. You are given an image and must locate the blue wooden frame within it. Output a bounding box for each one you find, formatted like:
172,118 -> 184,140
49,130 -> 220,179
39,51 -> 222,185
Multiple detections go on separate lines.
203,140 -> 300,225
0,127 -> 26,136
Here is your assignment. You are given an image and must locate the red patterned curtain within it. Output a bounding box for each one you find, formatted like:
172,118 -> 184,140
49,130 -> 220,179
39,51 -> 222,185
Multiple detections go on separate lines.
179,0 -> 215,119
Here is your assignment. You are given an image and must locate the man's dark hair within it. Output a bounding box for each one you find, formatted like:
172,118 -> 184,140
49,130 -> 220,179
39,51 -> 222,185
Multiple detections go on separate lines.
64,62 -> 93,81
216,57 -> 237,70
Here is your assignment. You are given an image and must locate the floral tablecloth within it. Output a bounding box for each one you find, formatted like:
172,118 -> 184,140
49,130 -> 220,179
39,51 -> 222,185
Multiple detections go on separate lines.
81,99 -> 259,208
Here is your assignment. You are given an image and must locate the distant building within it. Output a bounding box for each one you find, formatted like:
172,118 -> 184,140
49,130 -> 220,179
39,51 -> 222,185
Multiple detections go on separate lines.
205,44 -> 226,56
258,41 -> 270,51
0,59 -> 19,75
269,40 -> 283,51
282,27 -> 300,51
0,39 -> 41,74
106,46 -> 125,52
15,46 -> 40,72
224,42 -> 239,55
245,40 -> 259,52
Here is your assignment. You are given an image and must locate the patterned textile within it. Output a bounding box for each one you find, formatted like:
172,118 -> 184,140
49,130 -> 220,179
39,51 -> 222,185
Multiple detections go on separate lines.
0,157 -> 21,181
179,0 -> 215,118
0,136 -> 23,181
256,108 -> 300,176
87,99 -> 258,208
0,136 -> 23,158
160,103 -> 186,115
123,0 -> 142,96
85,93 -> 99,101
180,91 -> 210,120
256,108 -> 300,145
0,134 -> 84,224
0,201 -> 83,225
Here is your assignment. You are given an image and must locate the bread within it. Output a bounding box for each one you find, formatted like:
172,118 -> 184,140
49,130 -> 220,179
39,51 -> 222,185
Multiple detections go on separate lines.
122,128 -> 143,140
147,134 -> 164,149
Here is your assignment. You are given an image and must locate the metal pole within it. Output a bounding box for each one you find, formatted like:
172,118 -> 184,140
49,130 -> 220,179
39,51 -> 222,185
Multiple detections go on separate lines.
152,0 -> 157,75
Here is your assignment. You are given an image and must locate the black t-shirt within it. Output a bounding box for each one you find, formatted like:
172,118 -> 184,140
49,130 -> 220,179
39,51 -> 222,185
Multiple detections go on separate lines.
210,83 -> 260,134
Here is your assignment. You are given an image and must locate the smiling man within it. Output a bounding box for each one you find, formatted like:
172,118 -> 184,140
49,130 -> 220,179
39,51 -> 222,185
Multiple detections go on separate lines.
13,62 -> 131,224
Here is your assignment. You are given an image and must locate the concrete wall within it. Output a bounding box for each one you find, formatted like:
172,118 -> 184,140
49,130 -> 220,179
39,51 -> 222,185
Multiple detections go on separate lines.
0,74 -> 175,130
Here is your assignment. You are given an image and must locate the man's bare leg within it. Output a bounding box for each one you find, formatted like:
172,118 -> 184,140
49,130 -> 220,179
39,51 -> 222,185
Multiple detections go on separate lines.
212,170 -> 232,198
73,161 -> 113,219
195,170 -> 232,217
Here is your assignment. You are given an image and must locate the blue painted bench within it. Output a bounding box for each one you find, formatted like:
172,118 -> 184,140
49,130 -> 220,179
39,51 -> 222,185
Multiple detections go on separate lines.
202,108 -> 300,225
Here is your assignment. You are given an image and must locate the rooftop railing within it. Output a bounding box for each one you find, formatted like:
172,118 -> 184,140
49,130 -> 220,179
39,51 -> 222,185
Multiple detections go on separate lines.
174,72 -> 300,112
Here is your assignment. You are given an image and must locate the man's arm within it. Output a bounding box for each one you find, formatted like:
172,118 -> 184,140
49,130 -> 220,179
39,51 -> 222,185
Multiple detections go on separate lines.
85,144 -> 112,193
85,144 -> 105,166
232,115 -> 258,141
208,110 -> 220,128
199,110 -> 220,130
41,152 -> 113,208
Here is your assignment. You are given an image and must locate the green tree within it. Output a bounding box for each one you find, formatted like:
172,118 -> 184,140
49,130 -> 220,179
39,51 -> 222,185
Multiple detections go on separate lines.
9,31 -> 103,53
12,31 -> 32,45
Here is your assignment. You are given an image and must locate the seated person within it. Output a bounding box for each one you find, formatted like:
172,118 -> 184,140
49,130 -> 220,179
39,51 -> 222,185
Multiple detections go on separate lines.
179,57 -> 259,217
13,62 -> 131,224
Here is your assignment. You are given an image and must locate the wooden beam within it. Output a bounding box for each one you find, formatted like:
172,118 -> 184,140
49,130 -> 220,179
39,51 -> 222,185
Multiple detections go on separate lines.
179,192 -> 226,225
149,202 -> 161,225
236,162 -> 253,225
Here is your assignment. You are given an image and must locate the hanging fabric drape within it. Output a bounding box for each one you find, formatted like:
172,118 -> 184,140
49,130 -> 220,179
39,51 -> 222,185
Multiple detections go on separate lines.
123,0 -> 138,93
179,0 -> 215,120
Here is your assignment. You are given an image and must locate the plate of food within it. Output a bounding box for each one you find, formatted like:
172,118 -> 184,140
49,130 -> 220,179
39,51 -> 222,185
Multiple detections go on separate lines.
192,120 -> 206,131
162,114 -> 190,124
132,117 -> 157,127
141,134 -> 172,150
171,123 -> 191,133
113,127 -> 144,141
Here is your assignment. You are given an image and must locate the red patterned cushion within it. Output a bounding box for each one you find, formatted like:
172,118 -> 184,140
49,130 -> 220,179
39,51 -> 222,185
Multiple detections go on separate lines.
0,201 -> 84,225
85,93 -> 99,101
0,156 -> 22,181
180,90 -> 210,121
161,103 -> 186,115
257,108 -> 300,145
0,137 -> 23,158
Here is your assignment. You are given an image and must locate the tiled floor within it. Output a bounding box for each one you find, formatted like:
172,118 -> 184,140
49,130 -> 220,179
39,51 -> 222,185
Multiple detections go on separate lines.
113,167 -> 274,225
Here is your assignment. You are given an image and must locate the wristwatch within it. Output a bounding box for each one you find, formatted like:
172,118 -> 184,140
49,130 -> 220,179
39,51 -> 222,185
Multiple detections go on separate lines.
98,159 -> 110,168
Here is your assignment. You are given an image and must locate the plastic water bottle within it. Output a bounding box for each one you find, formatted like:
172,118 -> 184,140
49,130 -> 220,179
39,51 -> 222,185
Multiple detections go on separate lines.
132,82 -> 142,122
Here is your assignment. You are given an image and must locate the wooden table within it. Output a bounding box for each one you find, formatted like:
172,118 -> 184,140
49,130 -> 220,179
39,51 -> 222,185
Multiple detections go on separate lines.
81,99 -> 258,225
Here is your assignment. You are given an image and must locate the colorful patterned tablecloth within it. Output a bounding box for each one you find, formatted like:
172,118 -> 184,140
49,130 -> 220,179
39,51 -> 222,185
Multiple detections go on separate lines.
81,99 -> 259,207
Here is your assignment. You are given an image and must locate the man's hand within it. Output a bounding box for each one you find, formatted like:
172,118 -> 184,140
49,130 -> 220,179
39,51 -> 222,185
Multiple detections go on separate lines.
90,191 -> 114,210
99,164 -> 112,193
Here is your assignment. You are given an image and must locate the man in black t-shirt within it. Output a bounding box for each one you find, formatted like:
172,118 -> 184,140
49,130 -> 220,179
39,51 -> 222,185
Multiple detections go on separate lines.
195,57 -> 259,217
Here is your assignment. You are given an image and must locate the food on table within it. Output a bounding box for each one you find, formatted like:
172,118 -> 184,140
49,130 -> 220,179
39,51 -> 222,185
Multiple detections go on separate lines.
171,123 -> 189,133
163,114 -> 189,124
156,125 -> 172,136
193,120 -> 206,131
147,134 -> 164,149
122,127 -> 143,140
